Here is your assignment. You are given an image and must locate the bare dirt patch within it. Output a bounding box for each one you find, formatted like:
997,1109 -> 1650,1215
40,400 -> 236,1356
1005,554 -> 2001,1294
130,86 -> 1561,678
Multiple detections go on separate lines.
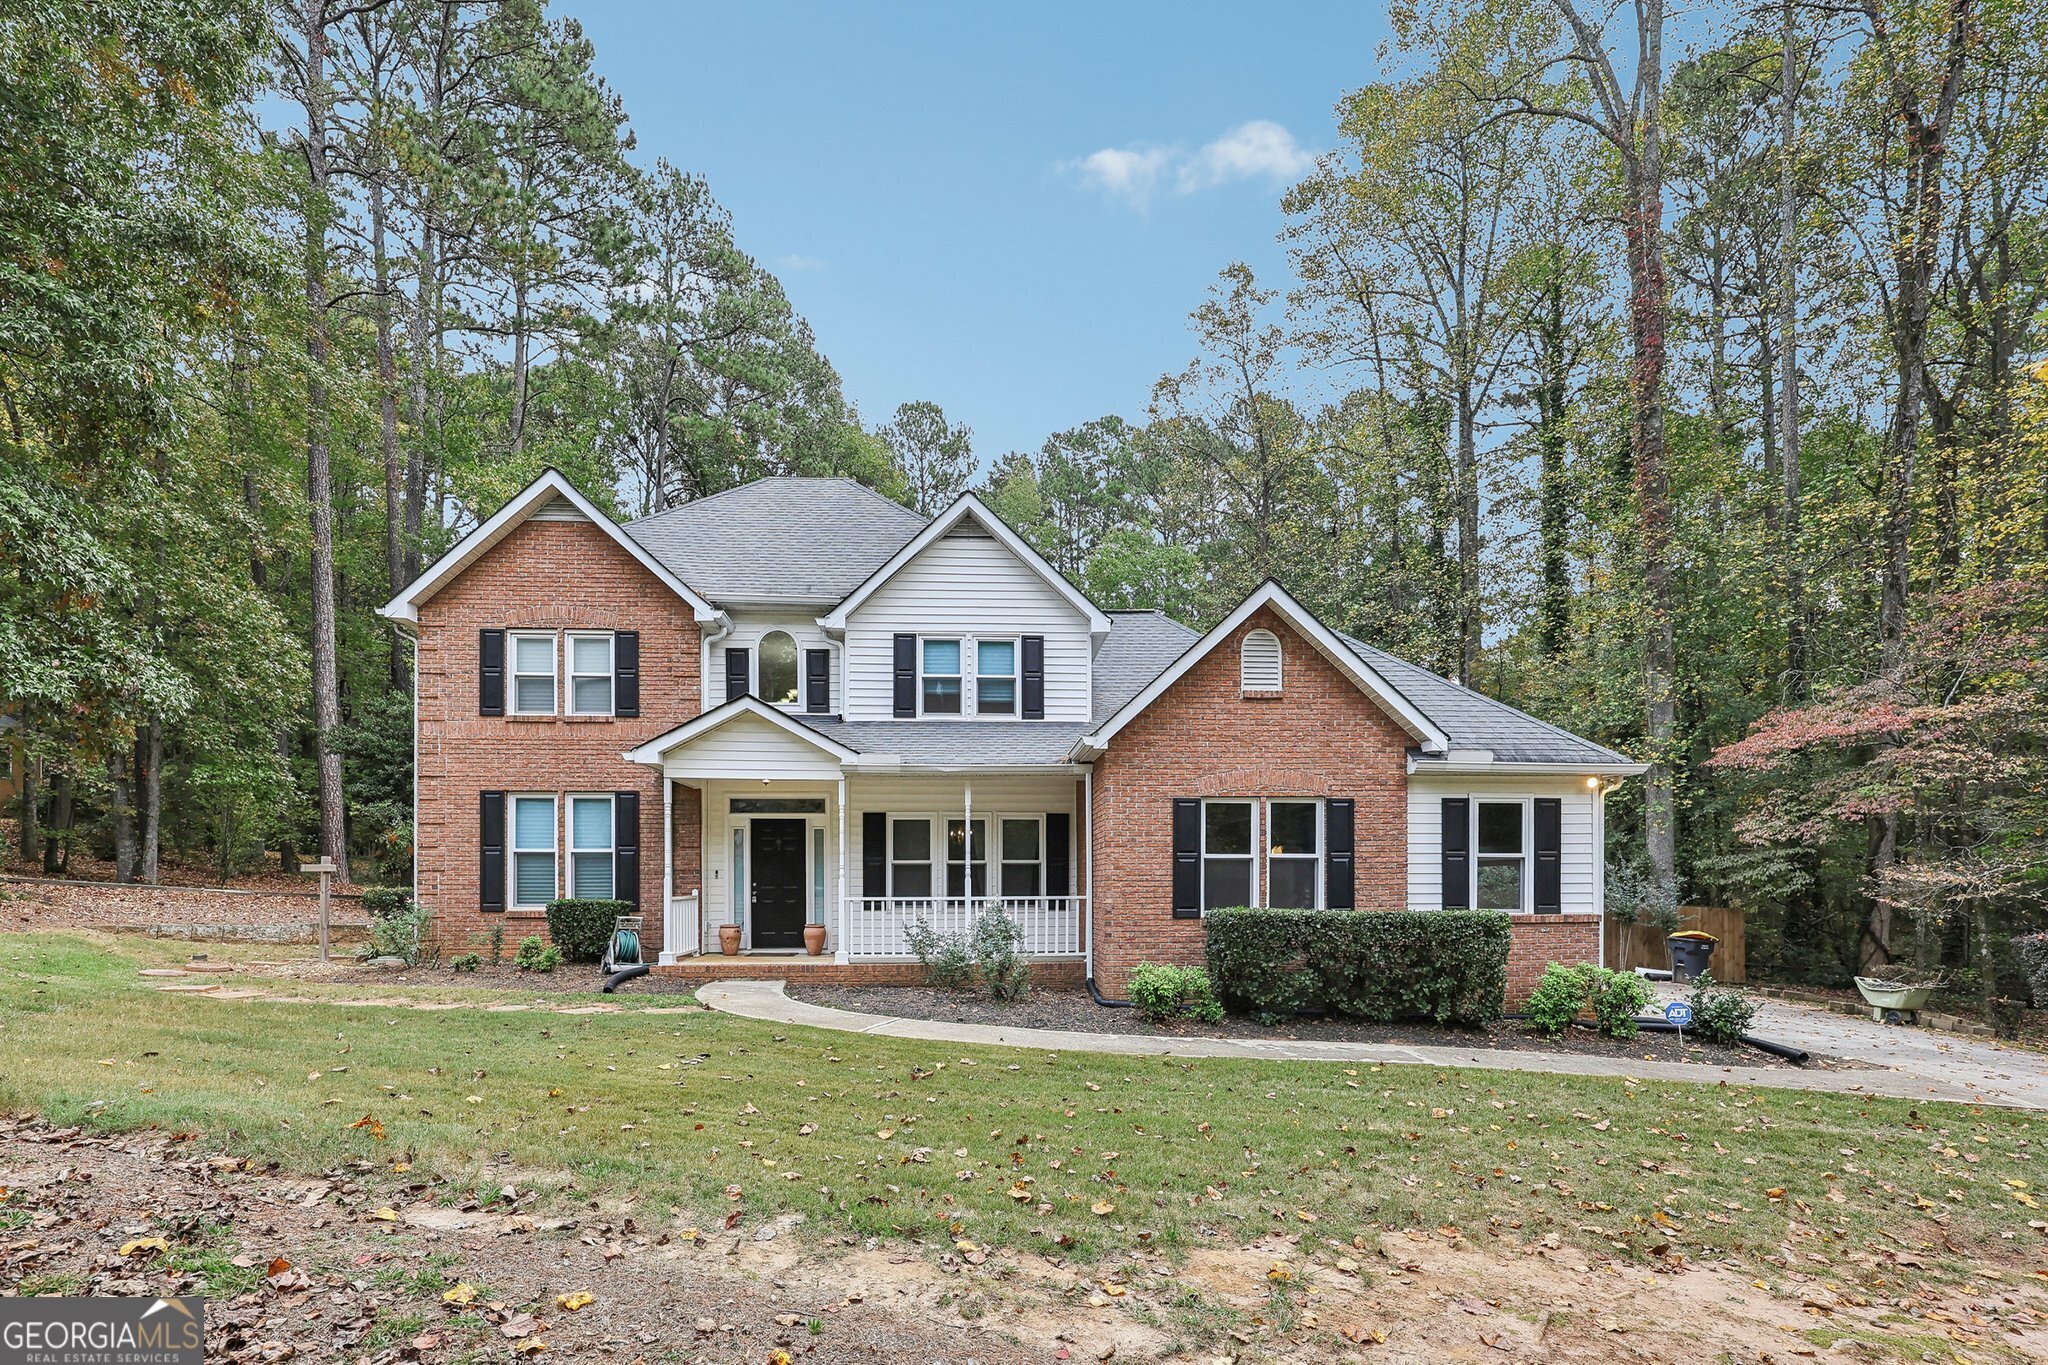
785,984 -> 1862,1071
8,1115 -> 2042,1363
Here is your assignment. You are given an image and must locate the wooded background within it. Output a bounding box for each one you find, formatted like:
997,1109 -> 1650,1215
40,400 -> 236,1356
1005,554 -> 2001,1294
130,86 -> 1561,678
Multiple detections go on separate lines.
2,0 -> 2043,1004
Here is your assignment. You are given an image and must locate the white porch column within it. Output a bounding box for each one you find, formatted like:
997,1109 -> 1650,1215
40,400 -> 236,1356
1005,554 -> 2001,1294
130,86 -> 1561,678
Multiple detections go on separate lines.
659,774 -> 675,964
834,772 -> 849,963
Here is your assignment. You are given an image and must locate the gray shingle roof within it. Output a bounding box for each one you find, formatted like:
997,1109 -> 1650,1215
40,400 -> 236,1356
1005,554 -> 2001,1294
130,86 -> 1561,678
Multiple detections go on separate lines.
1091,609 -> 1200,722
1338,633 -> 1633,766
802,717 -> 1091,766
623,477 -> 927,603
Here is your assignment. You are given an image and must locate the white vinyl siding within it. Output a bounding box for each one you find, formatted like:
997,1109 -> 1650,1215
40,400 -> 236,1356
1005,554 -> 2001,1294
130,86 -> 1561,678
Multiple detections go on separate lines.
1406,776 -> 1600,914
841,530 -> 1092,720
669,712 -> 845,781
705,615 -> 837,715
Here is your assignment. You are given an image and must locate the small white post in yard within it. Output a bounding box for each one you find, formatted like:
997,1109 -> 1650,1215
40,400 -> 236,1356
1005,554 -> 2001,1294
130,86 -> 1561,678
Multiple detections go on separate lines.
300,857 -> 339,961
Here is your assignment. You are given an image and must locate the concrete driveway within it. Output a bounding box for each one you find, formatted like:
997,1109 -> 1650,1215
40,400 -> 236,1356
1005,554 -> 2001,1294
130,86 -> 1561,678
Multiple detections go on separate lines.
1652,984 -> 2048,1110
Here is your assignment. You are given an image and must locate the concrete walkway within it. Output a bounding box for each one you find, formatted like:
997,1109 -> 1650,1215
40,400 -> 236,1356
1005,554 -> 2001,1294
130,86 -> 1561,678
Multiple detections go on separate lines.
695,979 -> 2046,1109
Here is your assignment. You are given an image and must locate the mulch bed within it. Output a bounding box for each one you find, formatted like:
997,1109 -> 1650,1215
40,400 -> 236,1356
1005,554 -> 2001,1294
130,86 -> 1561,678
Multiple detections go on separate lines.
786,983 -> 1859,1070
282,957 -> 706,995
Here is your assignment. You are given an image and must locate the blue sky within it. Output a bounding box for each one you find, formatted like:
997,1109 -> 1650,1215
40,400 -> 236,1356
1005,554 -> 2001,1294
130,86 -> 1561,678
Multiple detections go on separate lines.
572,1 -> 1397,466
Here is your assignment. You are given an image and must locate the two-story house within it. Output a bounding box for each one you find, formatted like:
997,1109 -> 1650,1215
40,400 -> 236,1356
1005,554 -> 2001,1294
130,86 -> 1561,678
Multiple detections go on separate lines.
380,469 -> 1644,999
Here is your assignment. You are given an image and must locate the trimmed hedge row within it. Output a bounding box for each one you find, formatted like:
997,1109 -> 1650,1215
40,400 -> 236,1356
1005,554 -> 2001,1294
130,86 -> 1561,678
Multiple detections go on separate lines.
545,898 -> 632,963
1204,908 -> 1511,1026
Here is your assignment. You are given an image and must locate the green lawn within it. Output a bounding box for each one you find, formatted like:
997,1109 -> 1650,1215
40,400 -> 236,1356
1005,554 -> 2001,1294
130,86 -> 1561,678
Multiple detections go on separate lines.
2,931 -> 2041,1277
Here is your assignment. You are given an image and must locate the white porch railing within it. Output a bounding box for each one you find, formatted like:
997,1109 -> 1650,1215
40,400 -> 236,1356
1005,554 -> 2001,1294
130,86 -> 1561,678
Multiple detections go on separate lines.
661,891 -> 701,963
847,897 -> 1086,959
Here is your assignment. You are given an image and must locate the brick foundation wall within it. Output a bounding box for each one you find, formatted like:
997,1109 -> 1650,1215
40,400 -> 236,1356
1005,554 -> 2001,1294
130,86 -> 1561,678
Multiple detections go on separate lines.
1506,913 -> 1601,1006
1088,608 -> 1414,994
414,517 -> 700,959
653,959 -> 1087,990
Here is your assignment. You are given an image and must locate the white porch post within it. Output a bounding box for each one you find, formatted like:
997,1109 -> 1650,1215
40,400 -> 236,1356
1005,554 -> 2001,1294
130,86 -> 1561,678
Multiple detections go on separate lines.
834,772 -> 849,963
660,774 -> 675,964
1082,766 -> 1094,978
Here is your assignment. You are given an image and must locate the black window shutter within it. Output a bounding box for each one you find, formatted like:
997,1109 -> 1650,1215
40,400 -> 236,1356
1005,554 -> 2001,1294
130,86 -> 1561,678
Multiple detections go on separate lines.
1172,798 -> 1201,918
1440,797 -> 1471,909
724,646 -> 750,704
1021,635 -> 1045,719
805,648 -> 830,713
479,629 -> 505,716
479,791 -> 506,912
1325,799 -> 1355,910
614,631 -> 640,718
1533,797 -> 1562,913
892,634 -> 917,717
862,811 -> 887,898
614,790 -> 642,907
1046,812 -> 1071,897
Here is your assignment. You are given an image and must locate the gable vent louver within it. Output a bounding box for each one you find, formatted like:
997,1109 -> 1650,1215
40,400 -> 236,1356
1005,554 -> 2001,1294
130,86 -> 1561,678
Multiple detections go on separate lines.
1240,628 -> 1283,693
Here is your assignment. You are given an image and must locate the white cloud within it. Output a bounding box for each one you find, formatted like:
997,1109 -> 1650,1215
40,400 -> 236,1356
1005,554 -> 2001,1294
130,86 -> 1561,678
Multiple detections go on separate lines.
775,253 -> 827,273
1064,120 -> 1315,208
1178,120 -> 1317,192
1066,145 -> 1175,206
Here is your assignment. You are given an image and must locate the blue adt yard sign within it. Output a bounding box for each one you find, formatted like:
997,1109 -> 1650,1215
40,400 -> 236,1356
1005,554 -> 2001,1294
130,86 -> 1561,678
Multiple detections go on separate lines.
1664,1001 -> 1694,1027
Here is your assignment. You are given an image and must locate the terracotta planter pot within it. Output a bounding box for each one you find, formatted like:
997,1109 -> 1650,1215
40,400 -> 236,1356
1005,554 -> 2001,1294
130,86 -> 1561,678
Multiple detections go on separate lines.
718,923 -> 741,956
803,923 -> 827,956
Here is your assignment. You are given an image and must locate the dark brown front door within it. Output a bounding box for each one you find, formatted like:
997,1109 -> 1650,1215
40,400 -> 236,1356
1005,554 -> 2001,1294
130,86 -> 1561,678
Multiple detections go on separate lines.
749,819 -> 807,949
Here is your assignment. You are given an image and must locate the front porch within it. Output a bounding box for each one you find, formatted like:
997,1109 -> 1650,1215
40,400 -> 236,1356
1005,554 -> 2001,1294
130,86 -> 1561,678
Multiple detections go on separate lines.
626,700 -> 1088,968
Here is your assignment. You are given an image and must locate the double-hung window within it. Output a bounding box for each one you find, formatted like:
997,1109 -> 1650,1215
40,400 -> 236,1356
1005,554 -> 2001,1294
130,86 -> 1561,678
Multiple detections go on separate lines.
999,817 -> 1041,898
568,795 -> 615,898
946,817 -> 988,898
921,639 -> 963,714
1265,800 -> 1320,908
889,818 -> 934,898
567,633 -> 613,715
1201,800 -> 1255,911
976,640 -> 1016,715
1475,800 -> 1527,911
511,795 -> 558,908
510,633 -> 556,715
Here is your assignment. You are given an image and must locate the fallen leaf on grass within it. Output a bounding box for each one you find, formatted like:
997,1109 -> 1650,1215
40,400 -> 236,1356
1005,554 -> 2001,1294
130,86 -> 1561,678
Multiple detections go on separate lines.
442,1283 -> 477,1305
119,1237 -> 169,1256
348,1114 -> 387,1140
512,1337 -> 546,1354
555,1291 -> 594,1312
1091,1200 -> 1115,1216
369,1207 -> 398,1221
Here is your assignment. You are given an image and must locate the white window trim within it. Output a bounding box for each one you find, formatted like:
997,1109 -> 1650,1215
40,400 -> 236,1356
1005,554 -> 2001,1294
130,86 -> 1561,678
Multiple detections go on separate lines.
509,631 -> 558,716
565,632 -> 615,717
509,793 -> 559,909
567,792 -> 616,899
918,636 -> 966,718
1471,796 -> 1533,914
1200,798 -> 1259,914
996,812 -> 1044,900
1241,628 -> 1283,693
1265,798 -> 1322,910
886,812 -> 939,901
975,637 -> 1020,717
756,630 -> 803,711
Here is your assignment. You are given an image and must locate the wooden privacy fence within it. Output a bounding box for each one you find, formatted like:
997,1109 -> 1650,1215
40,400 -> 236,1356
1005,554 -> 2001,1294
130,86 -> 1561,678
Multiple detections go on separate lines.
1603,905 -> 1746,983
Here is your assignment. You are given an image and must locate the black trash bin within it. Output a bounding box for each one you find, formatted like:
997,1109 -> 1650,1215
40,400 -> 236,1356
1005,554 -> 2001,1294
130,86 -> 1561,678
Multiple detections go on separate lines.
1667,932 -> 1718,983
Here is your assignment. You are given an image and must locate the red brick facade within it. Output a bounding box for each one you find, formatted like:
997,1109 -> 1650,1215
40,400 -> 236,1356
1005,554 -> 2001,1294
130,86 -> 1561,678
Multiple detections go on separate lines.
1506,914 -> 1602,1003
1088,608 -> 1414,993
413,517 -> 700,959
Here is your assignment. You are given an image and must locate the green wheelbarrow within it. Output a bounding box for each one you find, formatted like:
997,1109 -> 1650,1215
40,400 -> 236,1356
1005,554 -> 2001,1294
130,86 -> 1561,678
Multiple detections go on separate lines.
1853,976 -> 1934,1025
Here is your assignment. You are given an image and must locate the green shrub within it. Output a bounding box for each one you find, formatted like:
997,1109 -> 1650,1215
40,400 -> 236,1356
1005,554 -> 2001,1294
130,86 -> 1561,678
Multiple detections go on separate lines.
361,886 -> 411,919
1685,973 -> 1758,1044
1127,963 -> 1224,1025
1204,908 -> 1510,1027
544,898 -> 630,963
366,903 -> 431,965
2017,933 -> 2048,1007
449,953 -> 481,973
1524,963 -> 1589,1037
1588,969 -> 1652,1039
905,918 -> 976,992
514,935 -> 560,974
969,910 -> 1030,1002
